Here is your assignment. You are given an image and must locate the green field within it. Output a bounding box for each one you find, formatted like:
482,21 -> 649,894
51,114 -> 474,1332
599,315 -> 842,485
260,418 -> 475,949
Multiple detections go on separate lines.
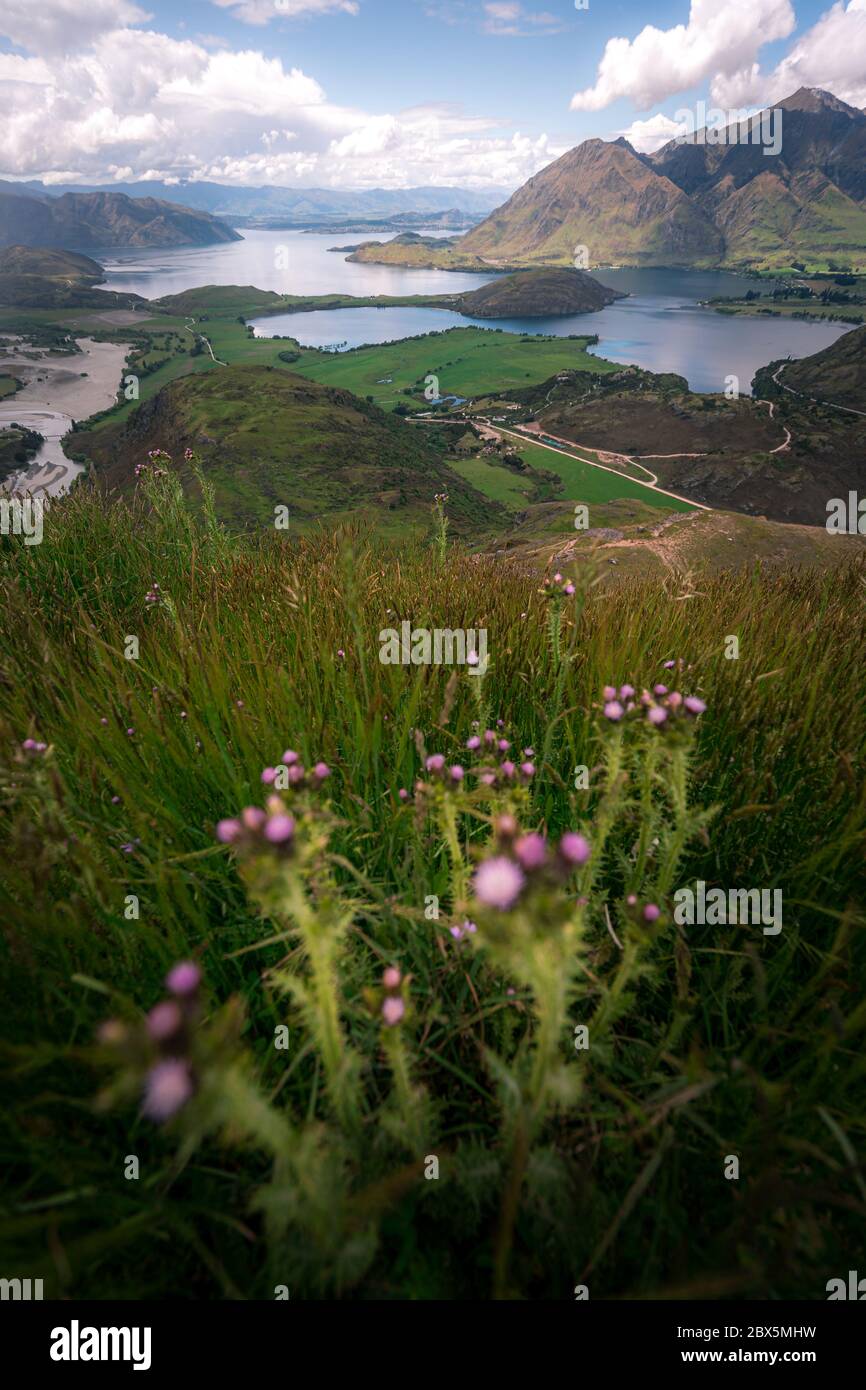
447,453 -> 534,507
287,328 -> 615,409
508,437 -> 694,511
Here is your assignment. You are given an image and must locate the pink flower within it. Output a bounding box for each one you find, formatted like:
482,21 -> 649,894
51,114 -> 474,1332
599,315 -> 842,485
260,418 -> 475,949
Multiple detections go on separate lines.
619,684 -> 635,699
282,749 -> 299,766
216,818 -> 241,843
559,832 -> 591,866
241,807 -> 266,830
520,761 -> 535,779
261,767 -> 277,784
426,753 -> 445,773
647,706 -> 668,725
398,787 -> 409,801
147,1001 -> 183,1041
450,764 -> 464,781
165,961 -> 201,996
498,739 -> 511,752
667,691 -> 683,709
383,967 -> 401,989
514,833 -> 547,870
142,1060 -> 194,1121
382,996 -> 405,1026
466,735 -> 481,751
684,696 -> 706,715
264,814 -> 295,844
312,761 -> 331,781
663,659 -> 676,669
563,583 -> 575,595
643,904 -> 661,922
653,684 -> 668,696
473,856 -> 525,910
603,685 -> 617,701
603,700 -> 624,721
500,760 -> 516,778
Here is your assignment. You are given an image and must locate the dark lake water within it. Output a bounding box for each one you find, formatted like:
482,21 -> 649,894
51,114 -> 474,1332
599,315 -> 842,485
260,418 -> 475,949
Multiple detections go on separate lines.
103,230 -> 851,395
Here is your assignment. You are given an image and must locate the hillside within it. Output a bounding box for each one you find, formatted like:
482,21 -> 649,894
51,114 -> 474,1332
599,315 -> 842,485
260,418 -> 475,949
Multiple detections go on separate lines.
0,189 -> 241,250
75,364 -> 499,535
0,245 -> 104,284
778,323 -> 865,408
453,267 -> 624,317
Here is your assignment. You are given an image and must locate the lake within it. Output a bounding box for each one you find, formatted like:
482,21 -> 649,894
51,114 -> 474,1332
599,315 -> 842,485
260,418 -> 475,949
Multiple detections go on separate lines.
104,230 -> 852,395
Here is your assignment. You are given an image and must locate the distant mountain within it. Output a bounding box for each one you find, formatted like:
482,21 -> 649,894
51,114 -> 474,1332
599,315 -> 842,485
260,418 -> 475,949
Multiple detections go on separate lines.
648,88 -> 866,270
350,89 -> 866,274
454,268 -> 624,316
0,188 -> 241,251
5,180 -> 507,223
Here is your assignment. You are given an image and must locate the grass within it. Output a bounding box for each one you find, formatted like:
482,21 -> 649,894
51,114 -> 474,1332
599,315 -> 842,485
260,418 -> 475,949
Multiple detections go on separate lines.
1,471 -> 864,1302
509,438 -> 694,511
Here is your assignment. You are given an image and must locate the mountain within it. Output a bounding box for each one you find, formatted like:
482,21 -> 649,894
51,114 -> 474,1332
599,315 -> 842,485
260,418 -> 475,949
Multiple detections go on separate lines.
648,87 -> 866,270
0,189 -> 241,250
456,137 -> 723,269
5,180 -> 507,223
453,267 -> 624,316
347,89 -> 866,274
75,365 -> 501,535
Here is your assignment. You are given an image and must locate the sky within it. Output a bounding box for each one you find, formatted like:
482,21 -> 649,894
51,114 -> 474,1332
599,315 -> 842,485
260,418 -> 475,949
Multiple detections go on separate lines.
0,0 -> 864,192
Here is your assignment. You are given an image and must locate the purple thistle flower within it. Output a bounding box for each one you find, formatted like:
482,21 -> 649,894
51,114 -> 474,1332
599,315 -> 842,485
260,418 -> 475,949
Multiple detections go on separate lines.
684,696 -> 706,715
603,700 -> 624,721
466,735 -> 481,751
142,1059 -> 194,1121
450,764 -> 464,782
165,961 -> 201,996
282,749 -> 299,765
563,583 -> 575,595
514,833 -> 547,870
603,685 -> 617,701
241,806 -> 266,830
663,659 -> 676,669
654,684 -> 668,696
382,996 -> 405,1026
647,706 -> 668,725
264,814 -> 295,844
473,856 -> 525,910
147,1000 -> 183,1041
216,818 -> 242,843
520,761 -> 535,779
261,767 -> 277,784
620,684 -> 635,699
383,966 -> 402,989
398,787 -> 409,801
643,904 -> 661,922
312,761 -> 331,781
498,739 -> 511,752
426,753 -> 445,773
559,832 -> 591,866
500,760 -> 516,779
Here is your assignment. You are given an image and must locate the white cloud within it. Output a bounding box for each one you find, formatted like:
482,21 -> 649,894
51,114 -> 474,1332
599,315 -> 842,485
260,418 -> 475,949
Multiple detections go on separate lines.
211,0 -> 359,24
713,0 -> 866,111
570,0 -> 795,111
617,113 -> 689,154
482,2 -> 565,35
0,0 -> 150,56
0,18 -> 554,191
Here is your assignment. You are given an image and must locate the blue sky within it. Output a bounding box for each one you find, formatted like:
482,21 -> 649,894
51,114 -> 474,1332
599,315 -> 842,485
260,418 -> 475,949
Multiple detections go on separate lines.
0,0 -> 863,189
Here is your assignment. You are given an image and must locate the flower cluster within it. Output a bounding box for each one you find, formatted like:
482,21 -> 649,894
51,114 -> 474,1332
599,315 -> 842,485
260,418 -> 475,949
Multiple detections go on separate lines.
601,682 -> 706,727
135,449 -> 171,479
433,493 -> 449,505
449,918 -> 477,944
624,894 -> 662,924
217,799 -> 297,854
381,966 -> 406,1026
144,581 -> 162,605
99,960 -> 203,1123
21,737 -> 48,755
260,751 -> 331,790
472,816 -> 591,911
540,570 -> 575,599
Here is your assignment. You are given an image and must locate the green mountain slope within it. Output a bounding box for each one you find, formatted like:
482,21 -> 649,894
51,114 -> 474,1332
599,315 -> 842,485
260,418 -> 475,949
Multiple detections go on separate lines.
75,364 -> 501,536
0,189 -> 241,250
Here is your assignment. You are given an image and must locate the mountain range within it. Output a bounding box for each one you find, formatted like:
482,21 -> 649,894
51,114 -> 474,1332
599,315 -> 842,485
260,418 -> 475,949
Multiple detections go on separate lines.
0,187 -> 242,251
350,89 -> 866,274
1,180 -> 505,224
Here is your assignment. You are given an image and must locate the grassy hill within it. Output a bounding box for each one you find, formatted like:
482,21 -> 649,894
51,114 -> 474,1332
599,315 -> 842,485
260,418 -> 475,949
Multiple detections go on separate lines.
1,477 -> 864,1300
779,323 -> 866,408
0,245 -> 104,284
453,268 -> 624,317
75,363 -> 500,537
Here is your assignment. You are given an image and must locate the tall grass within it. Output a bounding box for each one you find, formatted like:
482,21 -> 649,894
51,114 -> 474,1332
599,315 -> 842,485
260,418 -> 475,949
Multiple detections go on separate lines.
0,474 -> 864,1300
